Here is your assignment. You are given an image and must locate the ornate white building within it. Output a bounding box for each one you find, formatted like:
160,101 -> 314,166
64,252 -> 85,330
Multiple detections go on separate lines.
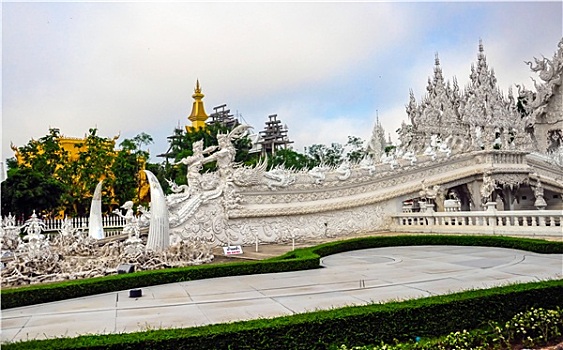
153,39 -> 562,247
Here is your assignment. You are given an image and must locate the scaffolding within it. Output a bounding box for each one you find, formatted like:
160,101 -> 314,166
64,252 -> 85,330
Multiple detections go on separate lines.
257,114 -> 294,156
207,104 -> 239,129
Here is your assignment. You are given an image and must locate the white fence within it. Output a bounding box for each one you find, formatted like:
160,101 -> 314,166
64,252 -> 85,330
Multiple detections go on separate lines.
15,215 -> 128,232
390,210 -> 562,238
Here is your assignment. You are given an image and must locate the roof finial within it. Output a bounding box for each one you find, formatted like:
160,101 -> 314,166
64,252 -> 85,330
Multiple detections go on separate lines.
195,79 -> 201,94
479,38 -> 484,53
376,109 -> 379,125
435,52 -> 440,66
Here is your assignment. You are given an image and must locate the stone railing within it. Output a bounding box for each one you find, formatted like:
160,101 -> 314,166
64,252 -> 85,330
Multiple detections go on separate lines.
483,151 -> 527,165
390,209 -> 562,238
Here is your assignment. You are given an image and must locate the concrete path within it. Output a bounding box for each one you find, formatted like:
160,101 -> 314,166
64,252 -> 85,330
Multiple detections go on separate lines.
2,245 -> 562,343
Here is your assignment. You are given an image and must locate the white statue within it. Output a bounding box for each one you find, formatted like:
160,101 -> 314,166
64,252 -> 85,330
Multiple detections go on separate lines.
265,167 -> 296,189
336,161 -> 351,180
308,165 -> 327,184
419,180 -> 441,201
137,205 -> 151,228
22,211 -> 46,243
177,140 -> 216,193
423,143 -> 437,160
402,150 -> 417,166
204,125 -> 252,182
113,201 -> 139,240
480,172 -> 497,205
438,141 -> 451,157
359,156 -> 376,175
1,213 -> 21,253
533,177 -> 547,210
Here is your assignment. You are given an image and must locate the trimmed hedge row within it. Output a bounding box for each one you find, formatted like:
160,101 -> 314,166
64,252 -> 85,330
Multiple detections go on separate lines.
2,235 -> 562,310
304,234 -> 563,258
4,279 -> 563,349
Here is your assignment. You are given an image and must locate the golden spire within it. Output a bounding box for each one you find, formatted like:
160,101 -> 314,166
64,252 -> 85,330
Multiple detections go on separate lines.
187,79 -> 208,131
194,79 -> 202,94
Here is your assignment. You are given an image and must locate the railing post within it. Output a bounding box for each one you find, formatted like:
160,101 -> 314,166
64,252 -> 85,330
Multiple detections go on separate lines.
487,215 -> 494,227
538,215 -> 546,227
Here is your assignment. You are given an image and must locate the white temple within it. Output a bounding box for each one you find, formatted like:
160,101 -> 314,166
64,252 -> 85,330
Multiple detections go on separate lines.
159,39 -> 562,246
2,39 -> 562,286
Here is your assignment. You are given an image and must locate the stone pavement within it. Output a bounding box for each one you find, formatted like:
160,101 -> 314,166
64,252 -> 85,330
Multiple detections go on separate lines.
2,244 -> 562,343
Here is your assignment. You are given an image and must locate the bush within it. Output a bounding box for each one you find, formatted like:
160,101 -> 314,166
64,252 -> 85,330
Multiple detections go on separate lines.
336,307 -> 563,350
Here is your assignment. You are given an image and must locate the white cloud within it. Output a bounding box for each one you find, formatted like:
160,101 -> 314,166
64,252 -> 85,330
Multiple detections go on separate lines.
2,1 -> 562,164
3,2 -> 416,161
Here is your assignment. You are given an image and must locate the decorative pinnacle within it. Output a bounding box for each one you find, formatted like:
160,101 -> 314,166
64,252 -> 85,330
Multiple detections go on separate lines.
435,52 -> 440,66
479,39 -> 484,53
192,79 -> 204,99
194,79 -> 202,94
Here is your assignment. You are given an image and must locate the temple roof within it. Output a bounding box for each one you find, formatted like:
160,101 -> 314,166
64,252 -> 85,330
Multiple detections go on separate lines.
459,40 -> 519,129
406,52 -> 462,135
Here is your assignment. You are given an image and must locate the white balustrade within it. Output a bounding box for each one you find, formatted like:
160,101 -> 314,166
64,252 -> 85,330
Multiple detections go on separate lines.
391,210 -> 562,238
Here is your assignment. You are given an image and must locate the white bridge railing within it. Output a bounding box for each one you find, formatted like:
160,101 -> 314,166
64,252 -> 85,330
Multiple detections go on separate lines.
390,210 -> 562,238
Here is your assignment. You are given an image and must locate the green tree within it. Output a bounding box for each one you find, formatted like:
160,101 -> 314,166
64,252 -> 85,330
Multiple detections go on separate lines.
344,136 -> 366,163
268,148 -> 315,170
111,132 -> 154,207
17,128 -> 71,176
0,167 -> 65,218
64,128 -> 118,215
4,128 -> 155,217
305,143 -> 344,167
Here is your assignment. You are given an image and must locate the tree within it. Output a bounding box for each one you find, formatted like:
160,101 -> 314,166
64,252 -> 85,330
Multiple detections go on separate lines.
16,128 -> 71,176
268,148 -> 315,170
114,132 -> 154,205
305,143 -> 344,167
1,167 -> 65,219
344,136 -> 367,163
4,128 -> 155,217
66,128 -> 118,215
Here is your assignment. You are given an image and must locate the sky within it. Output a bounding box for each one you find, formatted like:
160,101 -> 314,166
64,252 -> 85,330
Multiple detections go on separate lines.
2,1 -> 562,163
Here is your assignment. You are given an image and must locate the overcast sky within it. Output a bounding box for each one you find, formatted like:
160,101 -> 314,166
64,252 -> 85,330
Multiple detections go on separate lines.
2,1 -> 562,163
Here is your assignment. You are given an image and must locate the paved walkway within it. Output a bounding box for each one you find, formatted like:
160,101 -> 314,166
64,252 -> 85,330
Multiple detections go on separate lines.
2,245 -> 562,343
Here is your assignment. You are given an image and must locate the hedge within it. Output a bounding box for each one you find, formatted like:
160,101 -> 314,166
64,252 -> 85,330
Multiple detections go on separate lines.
4,279 -> 563,349
2,235 -> 562,310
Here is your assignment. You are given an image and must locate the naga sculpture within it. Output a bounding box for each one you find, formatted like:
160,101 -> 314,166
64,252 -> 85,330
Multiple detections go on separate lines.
264,166 -> 297,189
308,165 -> 328,184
